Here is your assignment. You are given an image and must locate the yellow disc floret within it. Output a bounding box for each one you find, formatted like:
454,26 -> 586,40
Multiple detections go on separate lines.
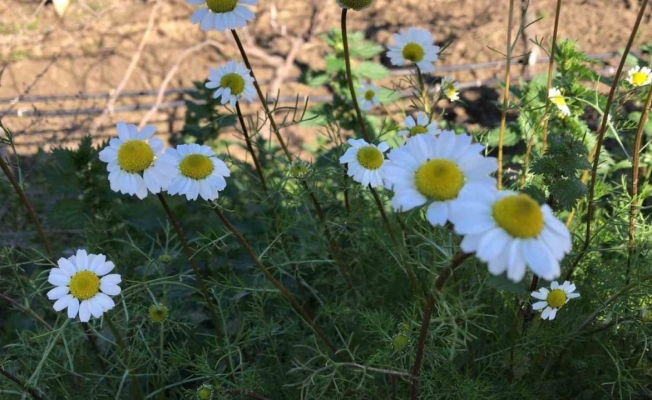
356,146 -> 384,170
492,194 -> 544,238
339,0 -> 374,11
631,71 -> 649,86
117,140 -> 154,173
220,73 -> 246,95
364,89 -> 376,101
546,289 -> 567,308
549,93 -> 566,108
414,159 -> 464,201
402,43 -> 425,63
69,271 -> 100,300
179,154 -> 215,180
148,304 -> 170,323
205,0 -> 237,13
409,125 -> 428,137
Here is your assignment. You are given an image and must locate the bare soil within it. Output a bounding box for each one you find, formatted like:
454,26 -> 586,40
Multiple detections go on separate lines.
0,0 -> 650,154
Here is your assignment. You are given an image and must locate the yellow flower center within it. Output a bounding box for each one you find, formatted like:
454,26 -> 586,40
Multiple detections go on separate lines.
290,163 -> 308,178
220,73 -> 246,95
339,0 -> 374,10
409,125 -> 428,137
205,0 -> 237,13
549,94 -> 566,108
117,140 -> 154,173
392,334 -> 409,351
364,89 -> 376,101
179,154 -> 215,180
149,305 -> 169,323
492,194 -> 544,238
69,271 -> 100,300
414,159 -> 464,201
402,43 -> 425,63
632,71 -> 649,86
197,386 -> 213,400
356,146 -> 384,170
546,289 -> 567,309
445,86 -> 458,99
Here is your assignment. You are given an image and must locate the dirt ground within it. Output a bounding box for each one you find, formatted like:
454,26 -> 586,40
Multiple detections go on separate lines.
0,0 -> 651,155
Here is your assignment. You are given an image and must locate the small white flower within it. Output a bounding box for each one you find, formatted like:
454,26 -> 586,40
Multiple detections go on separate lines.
339,139 -> 389,188
387,27 -> 439,73
206,61 -> 256,108
187,0 -> 257,32
450,186 -> 572,283
47,249 -> 121,322
382,132 -> 497,226
336,0 -> 374,10
531,281 -> 580,321
397,112 -> 440,138
357,82 -> 381,111
548,87 -> 571,116
159,144 -> 230,201
441,76 -> 460,102
626,66 -> 652,87
288,159 -> 310,179
99,122 -> 175,199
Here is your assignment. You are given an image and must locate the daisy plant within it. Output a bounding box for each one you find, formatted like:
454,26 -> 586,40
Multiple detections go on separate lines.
450,184 -> 572,282
357,82 -> 381,111
397,112 -> 440,139
531,281 -> 580,320
548,87 -> 571,116
187,0 -> 257,32
206,61 -> 256,108
626,65 -> 652,87
47,249 -> 121,322
340,139 -> 389,188
382,131 -> 497,227
441,76 -> 460,102
159,144 -> 231,201
336,0 -> 374,10
99,122 -> 174,199
387,27 -> 440,74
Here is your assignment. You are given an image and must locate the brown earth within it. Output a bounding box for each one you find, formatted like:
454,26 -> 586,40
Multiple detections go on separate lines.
0,0 -> 650,155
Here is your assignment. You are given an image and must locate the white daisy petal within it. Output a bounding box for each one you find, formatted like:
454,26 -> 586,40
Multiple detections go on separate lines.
541,307 -> 552,320
67,298 -> 80,319
47,286 -> 69,300
532,301 -> 548,310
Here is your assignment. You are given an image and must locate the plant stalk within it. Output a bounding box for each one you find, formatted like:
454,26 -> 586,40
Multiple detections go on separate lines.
626,83 -> 652,285
496,0 -> 516,190
212,205 -> 337,353
156,193 -> 222,340
541,0 -> 562,153
410,252 -> 471,399
565,0 -> 649,280
235,101 -> 268,192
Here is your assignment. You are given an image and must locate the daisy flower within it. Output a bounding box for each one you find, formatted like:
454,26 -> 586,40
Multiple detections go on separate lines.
336,0 -> 374,10
382,131 -> 497,226
288,159 -> 310,179
206,61 -> 256,108
449,185 -> 572,282
358,82 -> 381,111
531,281 -> 580,321
627,66 -> 652,87
187,0 -> 257,32
441,76 -> 460,102
47,249 -> 121,322
159,144 -> 230,201
387,27 -> 440,73
397,112 -> 440,138
339,139 -> 390,188
99,122 -> 174,199
548,87 -> 570,116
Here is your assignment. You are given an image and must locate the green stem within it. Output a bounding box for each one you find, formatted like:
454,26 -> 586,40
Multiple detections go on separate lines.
235,101 -> 268,192
105,315 -> 145,399
156,193 -> 222,340
340,8 -> 371,142
212,205 -> 337,353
